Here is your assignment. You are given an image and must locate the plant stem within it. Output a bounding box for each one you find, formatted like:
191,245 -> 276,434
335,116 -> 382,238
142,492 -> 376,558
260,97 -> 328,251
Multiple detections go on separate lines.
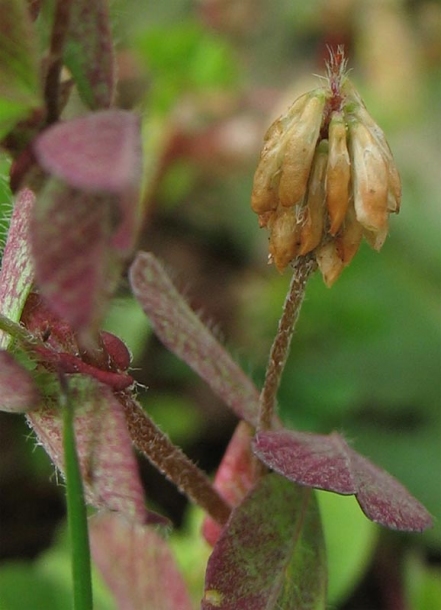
61,378 -> 93,610
121,394 -> 232,526
45,0 -> 73,124
258,255 -> 317,431
0,313 -> 37,348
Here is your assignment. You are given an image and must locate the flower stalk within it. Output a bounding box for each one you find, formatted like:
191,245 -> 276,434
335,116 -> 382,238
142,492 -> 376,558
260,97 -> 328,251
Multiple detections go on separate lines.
121,394 -> 232,525
251,46 -> 401,286
258,255 -> 317,431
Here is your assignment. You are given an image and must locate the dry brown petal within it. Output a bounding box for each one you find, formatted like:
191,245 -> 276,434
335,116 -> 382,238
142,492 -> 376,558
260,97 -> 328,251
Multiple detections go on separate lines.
326,112 -> 351,235
335,200 -> 363,265
349,99 -> 401,213
316,241 -> 344,287
298,141 -> 328,255
268,206 -> 302,272
349,120 -> 389,232
278,92 -> 326,208
251,144 -> 283,215
251,93 -> 311,215
363,226 -> 389,251
386,166 -> 402,213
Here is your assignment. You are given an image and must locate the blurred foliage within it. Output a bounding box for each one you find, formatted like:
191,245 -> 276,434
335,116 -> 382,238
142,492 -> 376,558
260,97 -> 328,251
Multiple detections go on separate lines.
1,0 -> 440,608
0,525 -> 114,610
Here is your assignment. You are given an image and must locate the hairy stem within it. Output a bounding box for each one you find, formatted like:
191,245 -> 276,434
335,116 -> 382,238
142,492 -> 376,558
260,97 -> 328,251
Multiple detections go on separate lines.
0,313 -> 37,348
121,394 -> 232,525
258,255 -> 317,431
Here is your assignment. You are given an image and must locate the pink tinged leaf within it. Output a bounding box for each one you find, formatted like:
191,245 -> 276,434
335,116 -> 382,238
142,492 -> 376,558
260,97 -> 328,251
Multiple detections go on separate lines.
90,511 -> 193,610
34,111 -> 141,194
350,451 -> 433,532
64,0 -> 115,109
0,350 -> 39,413
27,380 -> 165,525
253,430 -> 356,494
129,252 -> 261,425
31,179 -> 115,332
202,474 -> 327,610
253,430 -> 433,532
203,421 -> 257,546
33,110 -> 142,252
0,188 -> 34,349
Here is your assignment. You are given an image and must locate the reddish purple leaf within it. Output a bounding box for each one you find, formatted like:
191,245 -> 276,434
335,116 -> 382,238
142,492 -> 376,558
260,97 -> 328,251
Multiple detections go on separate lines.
34,110 -> 142,254
27,379 -> 165,525
90,511 -> 193,610
202,474 -> 327,610
34,111 -> 141,193
253,430 -> 433,532
129,252 -> 261,425
0,188 -> 34,349
31,179 -> 116,333
253,430 -> 356,494
0,350 -> 39,413
350,452 -> 433,532
202,421 -> 257,546
64,0 -> 115,109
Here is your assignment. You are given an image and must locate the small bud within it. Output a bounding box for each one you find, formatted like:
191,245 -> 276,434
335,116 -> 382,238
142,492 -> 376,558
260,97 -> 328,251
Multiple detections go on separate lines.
326,112 -> 351,235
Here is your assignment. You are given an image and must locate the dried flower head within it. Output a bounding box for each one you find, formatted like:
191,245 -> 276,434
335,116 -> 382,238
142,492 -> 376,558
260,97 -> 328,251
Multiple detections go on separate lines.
251,47 -> 401,286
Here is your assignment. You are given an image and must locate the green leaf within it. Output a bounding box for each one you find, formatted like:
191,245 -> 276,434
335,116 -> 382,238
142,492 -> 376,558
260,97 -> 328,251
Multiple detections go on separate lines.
0,0 -> 42,136
405,553 -> 441,610
62,387 -> 94,610
202,474 -> 327,610
134,21 -> 237,112
0,525 -> 115,610
317,491 -> 377,605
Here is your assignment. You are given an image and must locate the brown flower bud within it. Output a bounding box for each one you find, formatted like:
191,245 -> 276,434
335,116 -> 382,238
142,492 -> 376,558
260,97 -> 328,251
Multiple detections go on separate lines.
316,241 -> 344,287
326,112 -> 351,235
251,92 -> 311,215
278,91 -> 327,208
299,140 -> 328,255
268,206 -> 302,272
348,118 -> 389,233
335,199 -> 363,266
251,47 -> 401,285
